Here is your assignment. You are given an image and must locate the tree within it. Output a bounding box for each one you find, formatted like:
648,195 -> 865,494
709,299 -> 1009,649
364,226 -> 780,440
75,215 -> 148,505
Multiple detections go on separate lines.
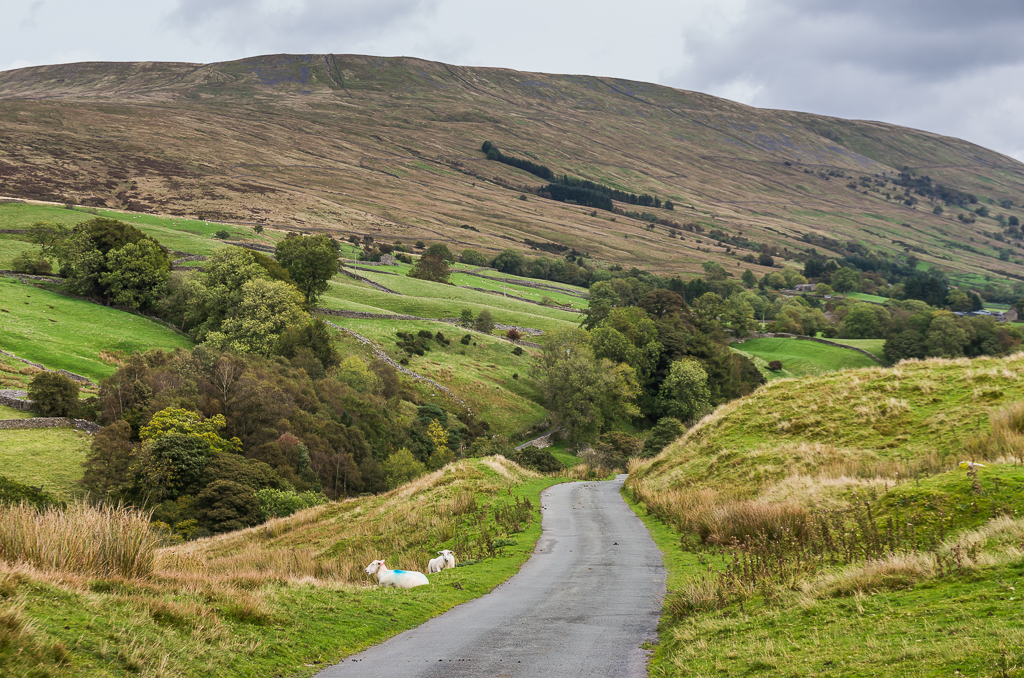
884,330 -> 926,363
925,311 -> 969,357
424,243 -> 455,263
210,278 -> 308,356
132,433 -> 213,501
536,328 -> 640,444
830,267 -> 863,293
382,447 -> 427,489
459,309 -> 474,327
839,303 -> 887,339
657,359 -> 711,423
638,289 -> 685,319
140,407 -> 241,455
741,268 -> 758,288
758,253 -> 775,267
100,239 -> 171,309
474,309 -> 494,334
27,221 -> 69,257
10,250 -> 52,275
195,480 -> 262,533
641,417 -> 684,457
28,372 -> 79,417
274,234 -> 339,304
407,253 -> 450,283
492,249 -> 527,276
461,249 -> 488,266
80,420 -> 135,499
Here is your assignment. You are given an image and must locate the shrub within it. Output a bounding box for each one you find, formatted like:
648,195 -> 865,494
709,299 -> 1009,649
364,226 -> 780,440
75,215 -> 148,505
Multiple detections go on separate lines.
214,230 -> 230,239
512,346 -> 524,356
195,480 -> 261,533
27,371 -> 79,417
767,360 -> 783,371
10,251 -> 52,275
641,417 -> 684,457
508,445 -> 564,473
505,328 -> 521,340
256,488 -> 329,520
474,309 -> 494,334
0,474 -> 61,509
461,334 -> 472,345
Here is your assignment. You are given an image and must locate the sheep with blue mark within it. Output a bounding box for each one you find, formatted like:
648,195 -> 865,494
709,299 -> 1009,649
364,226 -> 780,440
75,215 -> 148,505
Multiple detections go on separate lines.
365,560 -> 429,588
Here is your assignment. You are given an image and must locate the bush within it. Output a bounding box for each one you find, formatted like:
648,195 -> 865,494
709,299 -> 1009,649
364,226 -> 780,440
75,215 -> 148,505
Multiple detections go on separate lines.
256,488 -> 329,520
512,346 -> 524,356
10,251 -> 53,275
0,474 -> 61,509
508,445 -> 564,473
474,309 -> 494,334
27,371 -> 80,417
641,417 -> 684,457
214,230 -> 230,239
505,328 -> 521,340
767,360 -> 783,371
461,334 -> 472,345
195,480 -> 261,533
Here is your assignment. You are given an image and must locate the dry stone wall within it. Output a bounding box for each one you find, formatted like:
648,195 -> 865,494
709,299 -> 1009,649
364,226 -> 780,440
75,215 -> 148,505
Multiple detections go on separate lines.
0,417 -> 101,434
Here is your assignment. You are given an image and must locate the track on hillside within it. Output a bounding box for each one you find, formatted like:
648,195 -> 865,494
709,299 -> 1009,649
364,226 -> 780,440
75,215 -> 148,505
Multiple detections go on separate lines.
315,475 -> 666,678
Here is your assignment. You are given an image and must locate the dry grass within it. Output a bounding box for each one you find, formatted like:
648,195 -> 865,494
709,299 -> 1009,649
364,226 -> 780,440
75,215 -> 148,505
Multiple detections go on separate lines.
154,457 -> 537,589
0,501 -> 158,578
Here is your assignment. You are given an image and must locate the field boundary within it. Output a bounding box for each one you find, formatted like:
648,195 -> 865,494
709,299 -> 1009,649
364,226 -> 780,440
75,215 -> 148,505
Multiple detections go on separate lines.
0,416 -> 100,434
732,332 -> 890,366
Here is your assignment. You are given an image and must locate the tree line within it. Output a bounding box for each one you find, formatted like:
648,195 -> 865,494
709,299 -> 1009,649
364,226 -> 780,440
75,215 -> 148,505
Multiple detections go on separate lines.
480,141 -> 672,212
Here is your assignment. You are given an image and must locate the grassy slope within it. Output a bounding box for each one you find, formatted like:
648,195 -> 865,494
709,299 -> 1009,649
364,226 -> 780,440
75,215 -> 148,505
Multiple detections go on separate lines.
731,336 -> 880,379
0,428 -> 90,499
0,276 -> 193,381
1,458 -> 564,677
321,316 -> 544,435
627,354 -> 1024,677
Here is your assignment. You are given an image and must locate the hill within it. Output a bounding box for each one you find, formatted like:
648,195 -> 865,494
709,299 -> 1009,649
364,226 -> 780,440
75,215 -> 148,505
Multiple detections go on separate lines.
2,55 -> 1024,288
626,354 -> 1024,676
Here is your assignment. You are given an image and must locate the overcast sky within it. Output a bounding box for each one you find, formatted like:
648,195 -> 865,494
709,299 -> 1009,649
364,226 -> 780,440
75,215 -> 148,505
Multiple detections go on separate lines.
7,0 -> 1024,161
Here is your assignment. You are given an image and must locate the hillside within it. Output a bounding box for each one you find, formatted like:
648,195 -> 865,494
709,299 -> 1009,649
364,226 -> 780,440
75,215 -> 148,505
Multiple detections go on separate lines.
2,55 -> 1024,287
626,355 -> 1024,676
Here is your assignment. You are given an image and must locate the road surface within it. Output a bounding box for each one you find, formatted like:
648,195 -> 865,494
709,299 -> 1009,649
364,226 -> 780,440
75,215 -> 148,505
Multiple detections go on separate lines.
315,474 -> 666,678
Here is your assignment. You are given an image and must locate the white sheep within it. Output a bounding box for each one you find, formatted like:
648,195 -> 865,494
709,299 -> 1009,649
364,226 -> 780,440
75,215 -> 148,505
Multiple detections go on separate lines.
364,560 -> 429,589
426,549 -> 457,573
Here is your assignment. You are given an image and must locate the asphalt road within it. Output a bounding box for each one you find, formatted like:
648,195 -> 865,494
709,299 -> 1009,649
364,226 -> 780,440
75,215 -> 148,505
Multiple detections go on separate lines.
315,474 -> 666,678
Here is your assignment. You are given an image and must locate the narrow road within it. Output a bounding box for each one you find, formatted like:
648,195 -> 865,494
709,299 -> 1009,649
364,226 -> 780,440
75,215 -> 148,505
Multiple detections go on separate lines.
315,475 -> 666,678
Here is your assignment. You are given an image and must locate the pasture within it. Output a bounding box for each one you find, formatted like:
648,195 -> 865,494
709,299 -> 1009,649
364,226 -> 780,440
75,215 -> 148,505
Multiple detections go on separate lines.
0,428 -> 90,499
732,336 -> 880,379
0,276 -> 193,381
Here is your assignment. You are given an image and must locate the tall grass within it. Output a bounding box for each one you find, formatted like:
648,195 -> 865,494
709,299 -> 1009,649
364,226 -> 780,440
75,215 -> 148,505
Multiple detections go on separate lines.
0,501 -> 158,578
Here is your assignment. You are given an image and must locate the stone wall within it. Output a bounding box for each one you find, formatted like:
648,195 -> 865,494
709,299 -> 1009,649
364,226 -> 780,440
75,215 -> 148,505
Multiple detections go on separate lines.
0,349 -> 95,386
0,270 -> 65,284
0,393 -> 33,411
0,417 -> 101,434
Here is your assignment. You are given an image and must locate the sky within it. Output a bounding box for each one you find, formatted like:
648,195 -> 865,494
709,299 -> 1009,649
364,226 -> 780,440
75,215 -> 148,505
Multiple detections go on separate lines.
6,0 -> 1024,161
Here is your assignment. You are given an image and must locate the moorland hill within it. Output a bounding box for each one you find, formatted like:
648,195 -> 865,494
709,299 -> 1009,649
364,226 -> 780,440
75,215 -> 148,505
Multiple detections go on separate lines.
2,54 -> 1024,285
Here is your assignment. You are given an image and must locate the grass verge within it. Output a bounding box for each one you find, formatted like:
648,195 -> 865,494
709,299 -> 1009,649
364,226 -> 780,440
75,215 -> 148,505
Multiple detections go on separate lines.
1,457 -> 564,677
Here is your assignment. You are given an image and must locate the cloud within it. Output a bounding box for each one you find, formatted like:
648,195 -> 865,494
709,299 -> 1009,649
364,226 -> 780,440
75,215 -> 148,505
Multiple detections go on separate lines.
665,0 -> 1024,159
164,0 -> 439,55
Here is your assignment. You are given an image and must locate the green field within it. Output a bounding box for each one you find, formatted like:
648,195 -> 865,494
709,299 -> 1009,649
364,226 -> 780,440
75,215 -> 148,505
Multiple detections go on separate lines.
322,316 -> 545,435
0,276 -> 193,380
843,291 -> 889,304
0,202 -> 280,257
321,272 -> 581,334
829,337 -> 887,360
0,428 -> 90,499
732,337 -> 880,378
